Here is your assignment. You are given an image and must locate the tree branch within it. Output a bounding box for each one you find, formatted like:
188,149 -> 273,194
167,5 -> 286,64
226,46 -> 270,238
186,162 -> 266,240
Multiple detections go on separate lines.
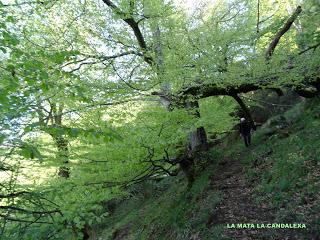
232,94 -> 255,128
0,214 -> 53,224
0,191 -> 29,199
265,6 -> 302,60
102,0 -> 153,65
1,1 -> 42,7
299,42 -> 320,55
150,5 -> 318,106
0,206 -> 61,215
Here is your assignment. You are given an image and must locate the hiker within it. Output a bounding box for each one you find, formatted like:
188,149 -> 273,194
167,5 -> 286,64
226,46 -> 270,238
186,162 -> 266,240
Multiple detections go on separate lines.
239,117 -> 252,147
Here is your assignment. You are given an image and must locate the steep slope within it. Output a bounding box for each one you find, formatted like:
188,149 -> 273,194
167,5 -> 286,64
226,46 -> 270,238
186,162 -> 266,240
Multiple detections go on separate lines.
93,98 -> 320,240
208,154 -> 276,240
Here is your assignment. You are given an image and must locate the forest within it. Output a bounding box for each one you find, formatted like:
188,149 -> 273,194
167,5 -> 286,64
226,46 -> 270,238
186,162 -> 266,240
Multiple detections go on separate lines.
0,0 -> 319,239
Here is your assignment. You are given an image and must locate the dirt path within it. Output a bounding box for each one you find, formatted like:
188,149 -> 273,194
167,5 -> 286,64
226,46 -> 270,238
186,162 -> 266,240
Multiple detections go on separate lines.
207,151 -> 278,240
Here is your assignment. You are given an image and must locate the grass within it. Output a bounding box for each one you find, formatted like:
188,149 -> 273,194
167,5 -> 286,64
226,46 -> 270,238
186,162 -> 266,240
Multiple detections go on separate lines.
237,98 -> 320,238
95,98 -> 320,240
96,153 -> 223,240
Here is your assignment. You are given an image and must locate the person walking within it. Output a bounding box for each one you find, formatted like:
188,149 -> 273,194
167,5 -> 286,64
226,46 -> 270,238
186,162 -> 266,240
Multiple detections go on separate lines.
239,117 -> 252,147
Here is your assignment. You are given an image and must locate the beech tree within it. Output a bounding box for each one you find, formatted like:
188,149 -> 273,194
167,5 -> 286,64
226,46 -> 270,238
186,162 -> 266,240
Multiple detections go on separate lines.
0,0 -> 319,238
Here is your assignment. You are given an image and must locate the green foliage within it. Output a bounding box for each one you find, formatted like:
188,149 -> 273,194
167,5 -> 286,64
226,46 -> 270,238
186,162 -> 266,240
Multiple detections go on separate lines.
232,99 -> 320,238
19,142 -> 43,161
97,163 -> 222,240
0,0 -> 319,239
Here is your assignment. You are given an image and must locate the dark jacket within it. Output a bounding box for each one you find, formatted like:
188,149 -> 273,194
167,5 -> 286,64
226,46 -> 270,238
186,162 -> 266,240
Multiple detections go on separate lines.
240,121 -> 251,136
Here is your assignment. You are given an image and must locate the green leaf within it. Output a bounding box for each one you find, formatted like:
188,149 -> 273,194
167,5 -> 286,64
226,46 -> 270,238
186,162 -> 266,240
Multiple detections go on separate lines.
0,134 -> 5,144
2,31 -> 19,46
0,47 -> 7,53
19,144 -> 43,161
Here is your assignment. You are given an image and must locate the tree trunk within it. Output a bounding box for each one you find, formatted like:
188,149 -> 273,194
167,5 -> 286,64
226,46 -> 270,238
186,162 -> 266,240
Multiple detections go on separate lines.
81,224 -> 90,240
179,157 -> 195,188
232,94 -> 256,129
152,25 -> 207,186
50,103 -> 70,178
54,136 -> 70,179
188,126 -> 208,152
181,100 -> 208,187
185,100 -> 208,152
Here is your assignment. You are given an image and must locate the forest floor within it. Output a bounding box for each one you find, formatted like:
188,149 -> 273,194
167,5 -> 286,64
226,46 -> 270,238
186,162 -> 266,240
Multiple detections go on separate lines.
208,153 -> 276,240
95,98 -> 320,240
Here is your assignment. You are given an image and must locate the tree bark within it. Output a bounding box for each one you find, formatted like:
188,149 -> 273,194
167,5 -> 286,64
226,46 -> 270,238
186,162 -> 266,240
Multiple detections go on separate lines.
232,94 -> 256,129
50,103 -> 70,178
179,100 -> 208,187
102,0 -> 153,64
54,135 -> 70,179
185,100 -> 208,152
179,157 -> 195,188
265,6 -> 302,60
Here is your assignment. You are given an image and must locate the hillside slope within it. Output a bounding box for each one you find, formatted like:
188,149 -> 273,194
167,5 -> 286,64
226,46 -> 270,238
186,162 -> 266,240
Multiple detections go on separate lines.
94,98 -> 320,240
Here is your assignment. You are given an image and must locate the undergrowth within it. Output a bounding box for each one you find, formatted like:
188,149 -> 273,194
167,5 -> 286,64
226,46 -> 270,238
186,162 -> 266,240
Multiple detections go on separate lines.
96,98 -> 320,240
